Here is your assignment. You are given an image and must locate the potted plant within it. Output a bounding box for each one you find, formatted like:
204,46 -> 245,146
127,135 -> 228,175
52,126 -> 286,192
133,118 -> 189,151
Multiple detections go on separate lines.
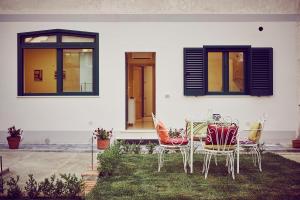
7,126 -> 23,149
94,128 -> 113,150
293,117 -> 300,148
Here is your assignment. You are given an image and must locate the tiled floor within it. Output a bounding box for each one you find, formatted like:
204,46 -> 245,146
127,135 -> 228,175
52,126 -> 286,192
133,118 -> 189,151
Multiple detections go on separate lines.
127,116 -> 154,129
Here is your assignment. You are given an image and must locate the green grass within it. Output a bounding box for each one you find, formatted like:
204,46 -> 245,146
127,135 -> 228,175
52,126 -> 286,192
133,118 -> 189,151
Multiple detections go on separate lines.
86,152 -> 300,200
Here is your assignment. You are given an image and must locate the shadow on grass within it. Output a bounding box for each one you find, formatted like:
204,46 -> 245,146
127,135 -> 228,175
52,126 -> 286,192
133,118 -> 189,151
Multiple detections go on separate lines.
87,152 -> 300,200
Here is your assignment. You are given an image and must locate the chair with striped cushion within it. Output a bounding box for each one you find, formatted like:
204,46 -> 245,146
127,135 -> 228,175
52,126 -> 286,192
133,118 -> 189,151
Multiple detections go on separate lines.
152,113 -> 189,172
202,123 -> 239,179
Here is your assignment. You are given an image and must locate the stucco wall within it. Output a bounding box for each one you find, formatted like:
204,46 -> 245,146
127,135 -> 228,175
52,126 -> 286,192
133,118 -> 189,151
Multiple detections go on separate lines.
0,21 -> 297,143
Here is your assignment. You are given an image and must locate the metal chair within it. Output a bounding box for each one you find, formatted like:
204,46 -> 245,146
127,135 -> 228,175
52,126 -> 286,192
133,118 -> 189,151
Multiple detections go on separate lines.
202,123 -> 239,179
239,115 -> 267,172
152,113 -> 190,173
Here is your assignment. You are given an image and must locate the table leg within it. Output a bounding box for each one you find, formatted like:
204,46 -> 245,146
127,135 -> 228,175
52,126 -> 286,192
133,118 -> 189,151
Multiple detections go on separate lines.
190,121 -> 194,173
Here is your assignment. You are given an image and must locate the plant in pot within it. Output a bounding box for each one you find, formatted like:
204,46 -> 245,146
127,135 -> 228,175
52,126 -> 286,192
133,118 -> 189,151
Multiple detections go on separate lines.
7,126 -> 23,149
292,131 -> 300,148
94,128 -> 113,150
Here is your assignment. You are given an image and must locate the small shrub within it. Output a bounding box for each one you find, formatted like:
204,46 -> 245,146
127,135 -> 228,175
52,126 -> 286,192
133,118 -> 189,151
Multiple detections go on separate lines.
39,175 -> 56,198
131,143 -> 141,154
60,173 -> 83,198
146,142 -> 156,154
6,175 -> 22,199
24,174 -> 39,199
122,142 -> 132,153
54,178 -> 65,198
97,143 -> 122,177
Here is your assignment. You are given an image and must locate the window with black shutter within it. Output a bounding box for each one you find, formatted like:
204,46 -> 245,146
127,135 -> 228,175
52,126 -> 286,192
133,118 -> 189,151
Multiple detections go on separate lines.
184,48 -> 205,96
183,45 -> 273,96
250,48 -> 273,96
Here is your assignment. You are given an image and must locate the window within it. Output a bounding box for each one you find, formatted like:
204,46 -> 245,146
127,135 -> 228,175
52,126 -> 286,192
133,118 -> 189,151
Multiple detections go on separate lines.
205,46 -> 249,94
184,46 -> 273,96
18,29 -> 99,96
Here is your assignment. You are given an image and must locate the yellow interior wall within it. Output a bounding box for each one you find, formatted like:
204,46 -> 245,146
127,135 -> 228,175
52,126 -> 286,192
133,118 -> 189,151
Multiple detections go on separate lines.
24,49 -> 56,93
229,53 -> 244,92
128,64 -> 134,97
208,52 -> 223,92
63,53 -> 80,92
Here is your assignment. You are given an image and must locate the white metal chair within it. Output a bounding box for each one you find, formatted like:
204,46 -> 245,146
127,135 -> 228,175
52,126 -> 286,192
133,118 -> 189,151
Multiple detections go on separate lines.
202,123 -> 239,179
152,113 -> 190,173
239,115 -> 267,172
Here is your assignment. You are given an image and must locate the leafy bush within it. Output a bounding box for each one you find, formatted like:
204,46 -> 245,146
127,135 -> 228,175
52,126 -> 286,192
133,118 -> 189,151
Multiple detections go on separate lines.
122,142 -> 132,153
6,175 -> 22,199
54,177 -> 65,198
24,174 -> 39,199
39,175 -> 56,198
97,142 -> 122,177
60,173 -> 83,198
146,142 -> 156,154
131,143 -> 141,154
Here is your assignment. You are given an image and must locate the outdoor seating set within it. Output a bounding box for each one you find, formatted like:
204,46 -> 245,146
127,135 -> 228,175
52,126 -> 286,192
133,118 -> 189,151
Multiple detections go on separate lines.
152,113 -> 266,179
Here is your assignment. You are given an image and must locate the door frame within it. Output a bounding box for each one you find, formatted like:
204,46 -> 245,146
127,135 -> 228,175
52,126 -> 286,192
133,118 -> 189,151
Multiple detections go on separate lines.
125,52 -> 156,129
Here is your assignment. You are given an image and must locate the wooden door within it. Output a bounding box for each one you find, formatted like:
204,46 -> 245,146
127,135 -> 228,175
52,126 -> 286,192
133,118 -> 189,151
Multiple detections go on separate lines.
144,66 -> 153,117
133,66 -> 142,120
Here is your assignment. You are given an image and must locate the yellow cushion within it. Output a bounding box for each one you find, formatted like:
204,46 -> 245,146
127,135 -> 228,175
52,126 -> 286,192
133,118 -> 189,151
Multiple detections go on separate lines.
248,122 -> 262,143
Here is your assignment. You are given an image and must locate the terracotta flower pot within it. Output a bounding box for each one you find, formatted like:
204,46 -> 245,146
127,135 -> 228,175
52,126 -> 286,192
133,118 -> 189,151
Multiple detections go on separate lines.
7,136 -> 21,149
292,139 -> 300,148
97,139 -> 110,150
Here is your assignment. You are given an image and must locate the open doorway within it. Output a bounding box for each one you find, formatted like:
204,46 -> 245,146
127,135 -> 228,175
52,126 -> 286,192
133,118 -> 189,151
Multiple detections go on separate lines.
125,52 -> 155,129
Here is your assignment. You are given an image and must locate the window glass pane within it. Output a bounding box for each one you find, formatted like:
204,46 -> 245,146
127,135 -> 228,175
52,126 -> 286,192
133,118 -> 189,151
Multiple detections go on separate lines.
63,49 -> 93,92
229,52 -> 245,92
24,35 -> 57,43
24,49 -> 57,93
208,52 -> 223,92
62,36 -> 95,43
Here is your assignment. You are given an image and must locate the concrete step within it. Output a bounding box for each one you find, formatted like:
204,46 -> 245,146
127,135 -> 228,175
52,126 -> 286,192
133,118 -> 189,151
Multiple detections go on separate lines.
83,180 -> 97,195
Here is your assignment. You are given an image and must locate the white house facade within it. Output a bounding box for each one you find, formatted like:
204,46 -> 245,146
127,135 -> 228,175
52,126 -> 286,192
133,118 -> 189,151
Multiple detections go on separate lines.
0,0 -> 299,146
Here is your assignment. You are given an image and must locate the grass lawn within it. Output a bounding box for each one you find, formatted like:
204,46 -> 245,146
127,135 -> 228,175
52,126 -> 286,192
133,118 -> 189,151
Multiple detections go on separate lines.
86,152 -> 300,200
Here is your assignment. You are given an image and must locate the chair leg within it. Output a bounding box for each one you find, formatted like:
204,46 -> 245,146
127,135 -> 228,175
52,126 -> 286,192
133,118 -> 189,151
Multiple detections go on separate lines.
204,153 -> 212,179
202,153 -> 207,174
230,153 -> 235,180
158,147 -> 164,172
214,155 -> 218,166
254,147 -> 262,172
180,148 -> 188,173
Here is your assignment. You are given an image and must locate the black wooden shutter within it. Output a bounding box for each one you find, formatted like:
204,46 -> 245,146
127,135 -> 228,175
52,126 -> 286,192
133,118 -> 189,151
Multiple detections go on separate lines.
184,48 -> 205,96
250,48 -> 273,96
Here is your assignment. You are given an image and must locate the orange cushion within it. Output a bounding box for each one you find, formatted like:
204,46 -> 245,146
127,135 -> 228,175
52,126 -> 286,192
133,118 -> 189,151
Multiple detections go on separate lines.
156,121 -> 170,143
162,138 -> 189,145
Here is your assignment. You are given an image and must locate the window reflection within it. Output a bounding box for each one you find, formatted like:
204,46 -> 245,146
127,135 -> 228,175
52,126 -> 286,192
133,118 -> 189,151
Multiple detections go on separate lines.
229,52 -> 245,92
208,52 -> 223,92
63,49 -> 93,92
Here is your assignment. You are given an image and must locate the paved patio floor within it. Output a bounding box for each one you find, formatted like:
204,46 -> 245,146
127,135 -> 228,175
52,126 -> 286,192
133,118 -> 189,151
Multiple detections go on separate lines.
275,152 -> 300,163
0,151 -> 97,188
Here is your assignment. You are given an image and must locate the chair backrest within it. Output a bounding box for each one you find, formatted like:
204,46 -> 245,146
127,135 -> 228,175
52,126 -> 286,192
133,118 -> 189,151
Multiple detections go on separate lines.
248,114 -> 267,143
185,120 -> 207,138
152,113 -> 169,145
205,123 -> 239,151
